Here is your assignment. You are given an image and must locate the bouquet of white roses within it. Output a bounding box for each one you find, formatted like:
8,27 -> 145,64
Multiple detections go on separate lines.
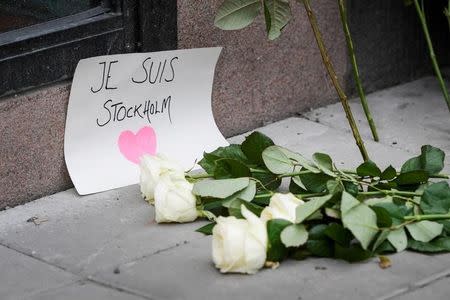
140,132 -> 450,274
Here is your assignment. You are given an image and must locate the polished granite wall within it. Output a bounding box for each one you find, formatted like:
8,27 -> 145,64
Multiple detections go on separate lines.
0,0 -> 436,208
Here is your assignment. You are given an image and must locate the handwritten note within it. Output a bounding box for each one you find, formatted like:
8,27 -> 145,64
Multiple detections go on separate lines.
65,48 -> 228,195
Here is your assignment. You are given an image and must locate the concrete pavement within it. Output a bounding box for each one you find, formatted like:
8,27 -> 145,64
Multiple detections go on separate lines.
1,77 -> 449,300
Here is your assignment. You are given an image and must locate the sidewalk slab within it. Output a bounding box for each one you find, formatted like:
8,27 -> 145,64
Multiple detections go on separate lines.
230,117 -> 425,171
93,237 -> 450,300
0,185 -> 205,276
0,81 -> 449,299
0,245 -> 78,300
303,77 -> 450,160
391,276 -> 450,300
29,281 -> 146,300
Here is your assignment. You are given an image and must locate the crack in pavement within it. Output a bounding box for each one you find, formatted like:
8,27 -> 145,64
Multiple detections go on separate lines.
378,268 -> 450,300
0,242 -> 155,300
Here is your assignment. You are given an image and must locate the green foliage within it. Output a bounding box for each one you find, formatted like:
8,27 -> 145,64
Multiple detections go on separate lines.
214,0 -> 293,40
357,160 -> 381,177
262,145 -> 295,174
214,0 -> 261,30
241,131 -> 274,165
312,153 -> 336,177
408,237 -> 450,252
263,0 -> 291,40
380,165 -> 397,180
387,227 -> 408,252
298,172 -> 334,193
227,199 -> 263,218
296,195 -> 332,223
395,170 -> 429,186
191,131 -> 450,266
199,144 -> 249,175
193,178 -> 250,198
281,224 -> 308,247
406,221 -> 443,243
420,181 -> 450,214
267,219 -> 292,261
214,158 -> 251,179
196,222 -> 216,235
341,192 -> 378,250
401,145 -> 445,175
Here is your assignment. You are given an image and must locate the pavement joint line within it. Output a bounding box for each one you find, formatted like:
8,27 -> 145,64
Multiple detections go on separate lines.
378,267 -> 450,300
0,240 -> 156,300
84,277 -> 155,300
25,279 -> 84,299
110,238 -> 194,271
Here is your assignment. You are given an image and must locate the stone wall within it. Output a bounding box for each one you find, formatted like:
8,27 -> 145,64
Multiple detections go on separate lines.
0,0 -> 441,209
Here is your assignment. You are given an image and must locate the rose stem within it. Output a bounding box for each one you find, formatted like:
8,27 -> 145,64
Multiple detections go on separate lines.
338,0 -> 379,141
446,0 -> 450,32
300,0 -> 369,161
413,0 -> 450,111
404,213 -> 450,221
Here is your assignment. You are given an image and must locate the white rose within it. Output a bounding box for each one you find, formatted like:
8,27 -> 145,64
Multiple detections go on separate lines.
260,193 -> 304,223
154,176 -> 198,223
140,154 -> 185,203
212,205 -> 268,274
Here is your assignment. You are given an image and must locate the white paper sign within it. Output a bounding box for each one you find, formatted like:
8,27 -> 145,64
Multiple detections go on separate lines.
65,47 -> 228,195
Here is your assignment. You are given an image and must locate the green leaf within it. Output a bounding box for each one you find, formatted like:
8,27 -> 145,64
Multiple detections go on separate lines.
214,158 -> 251,179
356,160 -> 381,177
252,171 -> 281,190
380,165 -> 397,180
227,199 -> 263,218
371,206 -> 393,228
439,220 -> 450,235
373,202 -> 410,225
289,176 -> 307,194
420,181 -> 450,214
306,224 -> 334,257
406,221 -> 443,242
222,180 -> 256,206
298,172 -> 334,193
195,222 -> 216,235
199,144 -> 249,174
308,224 -> 328,239
252,192 -> 271,206
387,227 -> 407,252
267,219 -> 292,261
295,195 -> 332,223
262,145 -> 295,174
214,0 -> 261,30
306,239 -> 334,257
279,148 -> 320,173
401,145 -> 445,175
395,170 -> 429,186
408,237 -> 450,252
343,181 -> 359,197
419,145 -> 445,175
334,243 -> 373,262
327,180 -> 343,195
193,178 -> 249,198
324,223 -> 352,246
281,224 -> 308,247
241,131 -> 274,165
312,153 -> 336,177
263,0 -> 291,40
341,192 -> 378,250
372,230 -> 390,252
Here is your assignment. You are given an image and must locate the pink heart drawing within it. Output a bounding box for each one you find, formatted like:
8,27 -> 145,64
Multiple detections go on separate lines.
118,126 -> 157,164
